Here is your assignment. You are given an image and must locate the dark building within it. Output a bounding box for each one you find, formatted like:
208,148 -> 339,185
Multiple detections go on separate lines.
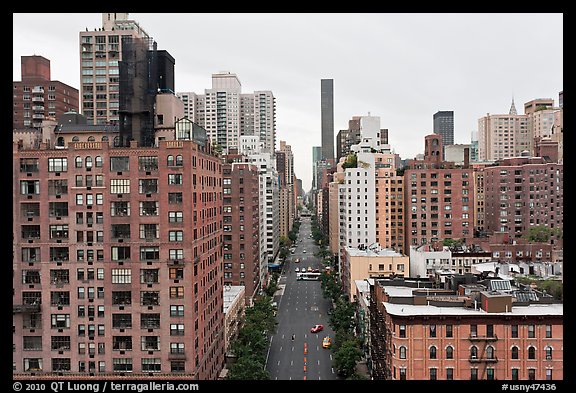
222,155 -> 261,305
336,116 -> 389,162
13,55 -> 79,130
433,111 -> 454,156
156,50 -> 175,93
321,79 -> 334,161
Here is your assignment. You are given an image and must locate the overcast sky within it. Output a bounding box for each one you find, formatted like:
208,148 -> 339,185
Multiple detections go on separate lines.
13,13 -> 563,191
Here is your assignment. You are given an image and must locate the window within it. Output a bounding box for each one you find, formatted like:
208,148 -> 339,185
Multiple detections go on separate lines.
528,369 -> 536,380
48,158 -> 68,172
169,286 -> 184,299
399,325 -> 406,338
141,337 -> 160,351
512,368 -> 519,380
546,325 -> 552,338
546,369 -> 553,380
171,361 -> 185,372
470,368 -> 478,380
511,324 -> 518,338
470,346 -> 478,359
446,324 -> 453,338
169,231 -> 183,242
446,345 -> 454,359
486,345 -> 495,359
429,346 -> 437,359
140,314 -> 160,329
170,305 -> 185,317
470,324 -> 477,337
429,325 -> 436,337
429,368 -> 437,380
110,156 -> 129,172
446,368 -> 454,380
170,343 -> 185,354
140,291 -> 160,306
139,179 -> 158,194
511,346 -> 519,359
486,324 -> 494,337
399,346 -> 406,359
110,179 -> 130,194
487,368 -> 495,380
138,156 -> 158,171
169,192 -> 183,204
169,211 -> 184,222
168,174 -> 183,185
141,358 -> 161,372
170,324 -> 185,336
528,325 -> 535,338
112,358 -> 133,372
545,346 -> 552,360
111,269 -> 131,284
528,346 -> 536,360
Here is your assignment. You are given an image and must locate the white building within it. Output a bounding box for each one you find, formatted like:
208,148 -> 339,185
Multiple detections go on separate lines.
178,72 -> 276,154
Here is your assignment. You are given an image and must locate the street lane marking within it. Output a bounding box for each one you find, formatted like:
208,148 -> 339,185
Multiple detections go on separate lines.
280,346 -> 282,351
277,361 -> 280,366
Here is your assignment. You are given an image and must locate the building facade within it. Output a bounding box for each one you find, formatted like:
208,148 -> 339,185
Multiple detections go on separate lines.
13,55 -> 79,130
321,79 -> 334,161
433,110 -> 454,152
13,138 -> 225,379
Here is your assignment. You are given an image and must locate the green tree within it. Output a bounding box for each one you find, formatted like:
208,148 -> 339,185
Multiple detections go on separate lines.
330,298 -> 355,332
333,340 -> 362,378
227,356 -> 270,380
524,226 -> 553,243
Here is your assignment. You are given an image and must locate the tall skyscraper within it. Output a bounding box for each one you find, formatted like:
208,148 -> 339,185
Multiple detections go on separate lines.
13,55 -> 79,130
433,110 -> 454,149
80,13 -> 150,126
177,72 -> 276,154
311,146 -> 322,191
321,79 -> 334,161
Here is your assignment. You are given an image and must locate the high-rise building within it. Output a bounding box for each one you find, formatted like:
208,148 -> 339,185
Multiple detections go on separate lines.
312,146 -> 322,191
277,141 -> 295,238
321,79 -> 334,161
13,55 -> 79,130
404,134 -> 474,254
433,110 -> 454,149
336,116 -> 389,162
483,155 -> 563,239
222,156 -> 261,305
177,72 -> 276,154
80,13 -> 150,126
13,134 -> 225,379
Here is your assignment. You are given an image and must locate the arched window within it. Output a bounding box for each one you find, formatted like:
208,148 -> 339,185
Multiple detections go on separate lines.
175,154 -> 183,166
545,346 -> 552,360
446,346 -> 454,359
56,136 -> 65,146
528,346 -> 536,360
429,346 -> 437,359
95,156 -> 103,168
87,136 -> 95,142
72,136 -> 80,142
511,346 -> 519,359
399,346 -> 406,359
101,136 -> 109,142
75,156 -> 83,168
470,346 -> 478,359
486,346 -> 495,359
167,155 -> 174,166
113,136 -> 121,147
85,156 -> 93,169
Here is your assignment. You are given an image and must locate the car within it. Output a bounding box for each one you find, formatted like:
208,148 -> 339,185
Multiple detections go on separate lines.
310,324 -> 324,333
303,250 -> 307,253
313,268 -> 320,273
307,266 -> 313,272
291,250 -> 295,254
295,267 -> 300,272
295,258 -> 300,263
322,336 -> 332,349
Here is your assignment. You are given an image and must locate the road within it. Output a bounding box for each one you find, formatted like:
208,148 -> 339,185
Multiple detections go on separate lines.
265,216 -> 337,380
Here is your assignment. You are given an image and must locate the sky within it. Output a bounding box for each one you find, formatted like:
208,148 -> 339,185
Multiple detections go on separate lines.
13,13 -> 563,191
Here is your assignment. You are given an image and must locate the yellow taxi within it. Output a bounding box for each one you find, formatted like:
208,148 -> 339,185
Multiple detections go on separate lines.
322,336 -> 332,349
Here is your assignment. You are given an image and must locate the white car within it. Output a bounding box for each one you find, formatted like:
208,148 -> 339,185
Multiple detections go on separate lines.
303,250 -> 306,253
295,267 -> 300,272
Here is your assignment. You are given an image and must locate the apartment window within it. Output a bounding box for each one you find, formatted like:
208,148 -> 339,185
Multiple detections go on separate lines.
429,325 -> 436,337
168,174 -> 183,185
23,336 -> 43,351
528,346 -> 536,360
446,368 -> 454,380
399,368 -> 406,380
546,325 -> 552,338
528,325 -> 535,338
528,369 -> 536,380
140,314 -> 160,329
470,324 -> 477,337
171,361 -> 185,372
446,324 -> 453,338
52,358 -> 71,372
138,156 -> 158,171
110,156 -> 129,172
140,291 -> 160,306
446,346 -> 454,359
112,314 -> 132,329
170,324 -> 185,336
546,369 -> 553,380
141,358 -> 161,373
169,231 -> 183,242
511,368 -> 519,380
110,179 -> 130,194
470,368 -> 478,380
139,179 -> 158,194
140,247 -> 160,261
486,345 -> 495,359
112,358 -> 133,372
511,324 -> 518,338
470,346 -> 478,359
170,343 -> 185,354
170,305 -> 185,317
429,346 -> 437,359
141,337 -> 160,351
511,346 -> 519,359
429,368 -> 437,380
169,286 -> 184,299
487,368 -> 495,380
399,346 -> 406,359
486,324 -> 494,337
168,192 -> 183,204
111,269 -> 131,284
545,346 -> 552,360
399,325 -> 406,338
48,158 -> 68,172
169,211 -> 184,222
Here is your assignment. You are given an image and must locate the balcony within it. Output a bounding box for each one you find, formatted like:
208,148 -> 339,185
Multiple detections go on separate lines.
14,304 -> 41,313
468,356 -> 498,363
32,96 -> 44,102
32,114 -> 45,120
468,334 -> 498,342
32,106 -> 44,111
32,87 -> 44,94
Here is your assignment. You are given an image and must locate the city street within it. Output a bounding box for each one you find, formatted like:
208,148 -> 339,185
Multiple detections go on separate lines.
265,216 -> 337,380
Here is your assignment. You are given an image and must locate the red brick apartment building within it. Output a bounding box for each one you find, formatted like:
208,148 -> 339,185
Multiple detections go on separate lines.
370,279 -> 562,380
222,155 -> 261,305
13,55 -> 79,130
404,135 -> 474,254
13,139 -> 224,379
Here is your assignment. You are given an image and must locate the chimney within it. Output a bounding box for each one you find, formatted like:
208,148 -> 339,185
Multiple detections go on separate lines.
463,147 -> 470,168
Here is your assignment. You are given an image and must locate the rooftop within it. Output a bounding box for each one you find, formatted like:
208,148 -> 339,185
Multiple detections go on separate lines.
223,286 -> 245,313
383,301 -> 563,317
346,246 -> 404,258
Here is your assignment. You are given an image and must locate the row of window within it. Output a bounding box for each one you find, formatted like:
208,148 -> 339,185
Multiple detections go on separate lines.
396,324 -> 553,338
395,367 -> 553,380
396,344 -> 554,360
20,358 -> 186,373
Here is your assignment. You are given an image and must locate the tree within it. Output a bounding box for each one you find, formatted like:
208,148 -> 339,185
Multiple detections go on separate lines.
227,356 -> 270,380
333,340 -> 362,378
524,226 -> 553,243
